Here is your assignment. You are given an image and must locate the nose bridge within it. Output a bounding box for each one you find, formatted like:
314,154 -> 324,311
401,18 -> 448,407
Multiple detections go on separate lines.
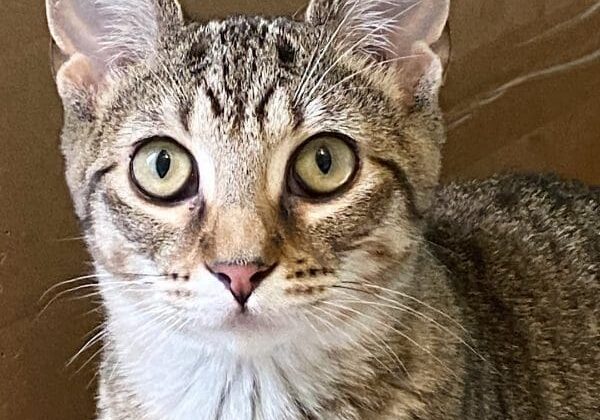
206,132 -> 280,263
210,206 -> 279,265
215,141 -> 264,207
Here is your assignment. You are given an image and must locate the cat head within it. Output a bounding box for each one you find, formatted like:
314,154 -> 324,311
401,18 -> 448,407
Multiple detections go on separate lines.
47,0 -> 449,351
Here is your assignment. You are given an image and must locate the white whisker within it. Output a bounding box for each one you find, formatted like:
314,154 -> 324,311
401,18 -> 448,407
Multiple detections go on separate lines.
312,305 -> 398,375
321,300 -> 456,378
316,303 -> 409,377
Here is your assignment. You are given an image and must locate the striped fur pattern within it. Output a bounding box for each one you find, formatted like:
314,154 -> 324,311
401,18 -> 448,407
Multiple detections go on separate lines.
46,0 -> 599,418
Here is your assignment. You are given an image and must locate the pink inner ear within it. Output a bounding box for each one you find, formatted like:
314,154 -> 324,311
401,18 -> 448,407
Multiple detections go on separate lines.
304,0 -> 449,99
361,0 -> 450,59
396,41 -> 444,102
56,53 -> 102,97
48,0 -> 105,59
46,0 -> 168,91
398,0 -> 450,45
343,0 -> 449,100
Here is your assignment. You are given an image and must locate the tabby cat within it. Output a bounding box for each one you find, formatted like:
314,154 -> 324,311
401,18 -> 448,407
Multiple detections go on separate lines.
45,0 -> 599,418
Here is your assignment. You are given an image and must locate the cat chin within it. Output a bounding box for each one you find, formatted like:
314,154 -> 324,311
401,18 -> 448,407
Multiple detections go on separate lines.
172,324 -> 311,357
174,308 -> 317,355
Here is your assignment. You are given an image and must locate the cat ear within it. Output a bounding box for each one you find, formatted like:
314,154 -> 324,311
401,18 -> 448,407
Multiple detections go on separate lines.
46,0 -> 183,96
306,0 -> 450,102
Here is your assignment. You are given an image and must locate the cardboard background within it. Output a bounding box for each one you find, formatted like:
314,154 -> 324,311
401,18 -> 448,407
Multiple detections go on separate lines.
0,1 -> 598,419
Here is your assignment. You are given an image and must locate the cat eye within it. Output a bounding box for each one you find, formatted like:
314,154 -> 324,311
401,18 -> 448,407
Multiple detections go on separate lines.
290,134 -> 358,197
130,137 -> 198,202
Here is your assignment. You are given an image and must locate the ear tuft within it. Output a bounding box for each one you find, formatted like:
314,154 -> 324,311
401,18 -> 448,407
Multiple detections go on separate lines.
306,0 -> 450,101
46,0 -> 183,95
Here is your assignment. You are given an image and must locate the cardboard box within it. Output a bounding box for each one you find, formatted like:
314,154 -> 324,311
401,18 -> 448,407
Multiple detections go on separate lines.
0,1 -> 598,419
441,0 -> 600,183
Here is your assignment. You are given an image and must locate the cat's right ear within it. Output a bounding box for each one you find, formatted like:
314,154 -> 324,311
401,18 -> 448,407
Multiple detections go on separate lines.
46,0 -> 183,100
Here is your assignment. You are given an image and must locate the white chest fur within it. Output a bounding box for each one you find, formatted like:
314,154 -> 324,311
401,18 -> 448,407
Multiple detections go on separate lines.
105,300 -> 335,420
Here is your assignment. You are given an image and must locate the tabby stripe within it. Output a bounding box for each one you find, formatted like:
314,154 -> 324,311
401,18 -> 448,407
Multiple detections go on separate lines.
102,190 -> 163,252
179,97 -> 193,132
81,164 -> 117,232
206,86 -> 224,117
368,156 -> 420,220
256,85 -> 275,129
291,104 -> 305,131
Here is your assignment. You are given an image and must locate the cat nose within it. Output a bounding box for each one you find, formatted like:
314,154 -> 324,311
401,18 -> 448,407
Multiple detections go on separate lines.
208,263 -> 274,307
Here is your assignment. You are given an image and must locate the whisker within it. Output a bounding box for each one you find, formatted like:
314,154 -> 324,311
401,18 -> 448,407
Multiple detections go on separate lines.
299,310 -> 330,348
316,303 -> 409,377
294,0 -> 360,104
331,290 -> 485,362
39,271 -> 167,305
68,329 -> 107,368
311,305 -> 398,375
359,282 -> 468,333
39,273 -> 110,304
41,279 -> 147,309
53,235 -> 87,243
73,340 -> 110,377
38,279 -> 154,319
321,300 -> 456,378
309,54 -> 420,105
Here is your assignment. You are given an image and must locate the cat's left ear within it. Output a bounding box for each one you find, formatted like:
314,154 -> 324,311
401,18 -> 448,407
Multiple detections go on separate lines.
46,0 -> 183,99
306,0 -> 450,102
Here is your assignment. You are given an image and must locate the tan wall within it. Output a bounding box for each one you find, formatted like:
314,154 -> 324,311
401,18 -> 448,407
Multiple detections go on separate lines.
0,1 -> 598,419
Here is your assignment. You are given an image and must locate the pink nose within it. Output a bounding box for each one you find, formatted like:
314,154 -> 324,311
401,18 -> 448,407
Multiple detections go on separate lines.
208,263 -> 273,306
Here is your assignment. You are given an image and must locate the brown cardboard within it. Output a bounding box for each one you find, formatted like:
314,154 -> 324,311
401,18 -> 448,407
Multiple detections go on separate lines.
0,1 -> 598,419
441,0 -> 600,183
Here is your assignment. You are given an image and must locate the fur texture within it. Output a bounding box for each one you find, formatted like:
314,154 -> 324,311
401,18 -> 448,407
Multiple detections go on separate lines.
46,0 -> 599,418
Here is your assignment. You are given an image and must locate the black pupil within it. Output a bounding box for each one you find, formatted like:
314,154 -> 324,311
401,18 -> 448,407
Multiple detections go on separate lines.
156,150 -> 171,179
315,146 -> 332,174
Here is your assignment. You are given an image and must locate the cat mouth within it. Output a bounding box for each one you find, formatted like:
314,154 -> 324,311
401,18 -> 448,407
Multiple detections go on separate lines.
221,306 -> 290,334
226,308 -> 265,327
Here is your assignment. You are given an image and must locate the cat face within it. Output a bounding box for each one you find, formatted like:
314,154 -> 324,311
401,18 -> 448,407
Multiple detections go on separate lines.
47,0 -> 449,348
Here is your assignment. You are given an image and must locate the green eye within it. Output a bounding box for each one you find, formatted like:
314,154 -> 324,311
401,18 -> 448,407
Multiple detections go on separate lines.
291,135 -> 358,196
130,137 -> 198,201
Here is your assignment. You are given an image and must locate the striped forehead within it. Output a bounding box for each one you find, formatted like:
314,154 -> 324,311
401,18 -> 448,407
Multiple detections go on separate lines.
184,42 -> 300,206
180,18 -> 304,129
171,18 -> 329,206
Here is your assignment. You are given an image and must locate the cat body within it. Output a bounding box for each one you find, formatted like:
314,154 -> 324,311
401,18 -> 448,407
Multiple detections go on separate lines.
426,176 -> 600,419
45,0 -> 599,418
